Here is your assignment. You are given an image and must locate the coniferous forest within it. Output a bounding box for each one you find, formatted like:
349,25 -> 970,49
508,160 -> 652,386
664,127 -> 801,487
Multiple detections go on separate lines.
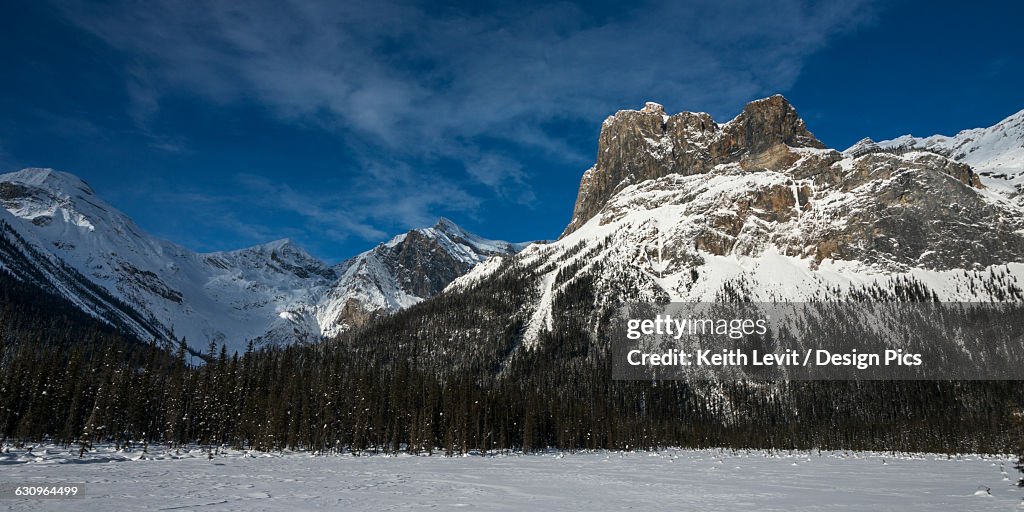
2,263 -> 1023,457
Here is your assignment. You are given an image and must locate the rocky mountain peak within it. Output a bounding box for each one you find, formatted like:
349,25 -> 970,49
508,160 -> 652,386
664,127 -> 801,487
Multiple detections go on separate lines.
260,239 -> 321,263
319,219 -> 528,337
718,94 -> 824,155
432,216 -> 466,237
261,237 -> 295,249
562,95 -> 825,237
232,237 -> 310,260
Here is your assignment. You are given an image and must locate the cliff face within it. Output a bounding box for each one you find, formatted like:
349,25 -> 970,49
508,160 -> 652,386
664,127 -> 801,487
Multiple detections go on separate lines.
563,95 -> 826,236
557,94 -> 1018,271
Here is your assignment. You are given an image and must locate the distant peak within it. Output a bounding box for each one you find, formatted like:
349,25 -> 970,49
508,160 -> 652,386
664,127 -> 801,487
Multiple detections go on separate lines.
261,238 -> 294,250
843,138 -> 881,158
420,217 -> 472,242
430,217 -> 475,239
0,168 -> 95,196
391,218 -> 526,257
433,216 -> 462,232
226,238 -> 304,256
222,238 -> 329,268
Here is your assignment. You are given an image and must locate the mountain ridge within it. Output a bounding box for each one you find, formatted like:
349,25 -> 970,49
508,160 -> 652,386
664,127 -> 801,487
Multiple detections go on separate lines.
872,106 -> 1024,198
0,167 -> 529,352
3,95 -> 1024,357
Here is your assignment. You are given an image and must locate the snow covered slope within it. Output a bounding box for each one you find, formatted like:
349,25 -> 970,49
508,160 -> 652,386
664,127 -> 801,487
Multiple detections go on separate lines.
0,205 -> 170,342
318,218 -> 531,337
874,107 -> 1024,197
0,169 -> 525,352
0,168 -> 337,351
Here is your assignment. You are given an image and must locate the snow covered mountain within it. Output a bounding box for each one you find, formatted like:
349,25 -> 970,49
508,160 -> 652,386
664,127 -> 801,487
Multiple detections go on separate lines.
0,168 -> 526,353
445,96 -> 1024,348
870,107 -> 1024,198
317,218 -> 532,338
6,97 -> 1023,358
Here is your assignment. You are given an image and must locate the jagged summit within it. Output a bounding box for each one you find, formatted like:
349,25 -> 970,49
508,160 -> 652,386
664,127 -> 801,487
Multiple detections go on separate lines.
432,216 -> 461,232
210,237 -> 335,281
422,217 -> 525,256
720,94 -> 824,154
562,95 -> 826,236
259,237 -> 295,249
427,217 -> 481,244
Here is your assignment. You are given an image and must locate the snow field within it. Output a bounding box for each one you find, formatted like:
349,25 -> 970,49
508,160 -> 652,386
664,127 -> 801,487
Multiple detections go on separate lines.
2,445 -> 1022,511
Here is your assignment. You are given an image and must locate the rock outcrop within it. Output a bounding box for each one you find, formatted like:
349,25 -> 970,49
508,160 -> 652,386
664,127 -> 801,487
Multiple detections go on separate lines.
563,95 -> 826,236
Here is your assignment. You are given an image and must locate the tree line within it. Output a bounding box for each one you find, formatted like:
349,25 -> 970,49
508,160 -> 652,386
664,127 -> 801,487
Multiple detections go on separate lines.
1,262 -> 1023,456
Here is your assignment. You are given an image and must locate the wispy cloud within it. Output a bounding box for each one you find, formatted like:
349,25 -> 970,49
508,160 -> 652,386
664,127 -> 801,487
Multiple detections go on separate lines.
56,0 -> 878,241
233,173 -> 389,242
133,167 -> 487,260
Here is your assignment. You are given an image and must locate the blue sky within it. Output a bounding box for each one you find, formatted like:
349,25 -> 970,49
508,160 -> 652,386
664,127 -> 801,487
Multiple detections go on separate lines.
1,0 -> 1021,262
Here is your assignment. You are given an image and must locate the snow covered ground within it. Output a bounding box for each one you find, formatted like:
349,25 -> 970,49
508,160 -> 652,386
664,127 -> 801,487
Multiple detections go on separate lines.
1,445 -> 1021,511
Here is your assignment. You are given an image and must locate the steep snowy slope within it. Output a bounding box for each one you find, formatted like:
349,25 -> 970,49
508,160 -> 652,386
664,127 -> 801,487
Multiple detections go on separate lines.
0,205 -> 170,343
873,107 -> 1024,197
0,169 -> 526,352
447,96 -> 1024,348
0,168 -> 335,351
